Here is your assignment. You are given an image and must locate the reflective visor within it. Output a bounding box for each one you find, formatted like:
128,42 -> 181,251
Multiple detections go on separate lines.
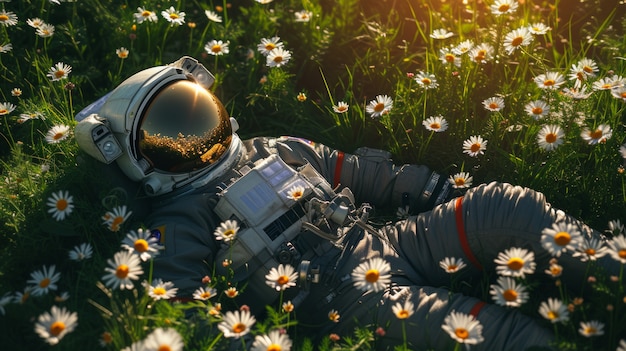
137,80 -> 232,173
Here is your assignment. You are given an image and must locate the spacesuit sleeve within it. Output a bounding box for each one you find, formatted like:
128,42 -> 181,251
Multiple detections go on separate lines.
269,137 -> 450,212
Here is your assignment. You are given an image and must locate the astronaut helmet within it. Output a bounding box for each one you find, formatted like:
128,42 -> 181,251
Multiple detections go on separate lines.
75,56 -> 243,196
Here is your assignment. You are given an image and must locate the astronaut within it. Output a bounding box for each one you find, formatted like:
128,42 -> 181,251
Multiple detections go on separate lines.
75,57 -> 619,350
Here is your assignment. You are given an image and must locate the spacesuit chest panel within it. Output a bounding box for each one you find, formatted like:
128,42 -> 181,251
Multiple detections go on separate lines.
213,154 -> 339,289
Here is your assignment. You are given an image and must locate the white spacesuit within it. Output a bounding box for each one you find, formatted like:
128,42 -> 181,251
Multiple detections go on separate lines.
75,57 -> 619,350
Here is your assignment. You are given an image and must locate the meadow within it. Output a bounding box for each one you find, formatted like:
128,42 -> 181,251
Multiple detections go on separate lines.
0,0 -> 626,350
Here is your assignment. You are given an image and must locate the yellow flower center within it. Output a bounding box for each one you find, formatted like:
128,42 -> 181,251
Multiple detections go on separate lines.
211,45 -> 222,53
116,264 -> 129,279
397,310 -> 410,319
507,257 -> 524,271
223,229 -> 235,238
543,79 -> 555,87
589,129 -> 603,139
101,332 -> 113,344
455,328 -> 469,339
532,107 -> 543,115
265,43 -> 276,51
547,311 -> 558,320
153,287 -> 167,296
49,321 -> 66,336
142,11 -> 152,17
232,323 -> 247,333
554,231 -> 571,246
39,277 -> 51,288
134,239 -> 149,253
498,4 -> 510,12
585,327 -> 597,334
267,344 -> 282,351
373,102 -> 385,112
454,179 -> 465,187
550,266 -> 562,275
421,78 -> 432,85
489,103 -> 498,109
430,122 -> 441,129
585,248 -> 596,256
365,269 -> 380,283
169,13 -> 179,20
503,289 -> 518,301
53,132 -> 65,140
0,109 -> 7,114
201,292 -> 212,299
158,345 -> 172,351
56,199 -> 68,211
445,54 -> 455,63
336,106 -> 347,112
621,92 -> 626,98
583,66 -> 594,74
470,144 -> 481,152
511,36 -> 523,47
618,249 -> 626,259
277,275 -> 290,285
273,56 -> 284,63
545,133 -> 557,143
0,15 -> 8,21
291,190 -> 303,199
54,71 -> 66,79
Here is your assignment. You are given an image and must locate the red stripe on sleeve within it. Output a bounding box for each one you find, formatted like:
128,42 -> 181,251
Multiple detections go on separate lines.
455,197 -> 483,270
333,151 -> 345,188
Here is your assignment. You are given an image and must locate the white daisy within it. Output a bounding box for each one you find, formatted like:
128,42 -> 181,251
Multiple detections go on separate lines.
414,71 -> 439,89
422,115 -> 449,132
121,228 -> 162,262
205,10 -> 223,23
611,86 -> 626,102
285,185 -> 306,201
27,265 -> 61,296
448,172 -> 473,189
545,262 -> 563,278
328,309 -> 340,322
534,71 -> 566,90
27,18 -> 45,28
537,124 -> 565,151
218,310 -> 257,338
490,0 -> 518,15
592,75 -> 625,91
503,27 -> 533,55
116,47 -> 129,59
573,237 -> 608,262
142,328 -> 184,351
580,124 -> 612,145
257,37 -> 283,56
47,62 -> 72,81
430,28 -> 454,39
482,96 -> 505,112
34,306 -> 78,345
11,88 -> 21,97
439,257 -> 467,273
351,257 -> 392,292
0,102 -> 16,115
607,219 -> 624,236
365,94 -> 393,118
528,23 -> 551,35
578,320 -> 604,337
45,124 -> 71,144
102,250 -> 144,290
332,101 -> 349,113
0,292 -> 12,316
441,311 -> 484,345
606,234 -> 626,264
214,219 -> 240,242
452,39 -> 474,55
224,287 -> 239,298
265,264 -> 298,291
161,6 -> 185,26
102,205 -> 133,232
193,286 -> 217,301
46,190 -> 74,221
541,221 -> 583,257
494,247 -> 536,278
134,7 -> 158,24
462,135 -> 487,157
68,243 -> 93,261
538,298 -> 569,323
294,10 -> 312,22
251,330 -> 293,351
266,47 -> 292,67
0,42 -> 12,53
392,300 -> 414,320
524,100 -> 550,119
439,47 -> 461,67
36,23 -> 55,37
0,10 -> 18,27
490,276 -> 529,307
205,39 -> 230,56
469,43 -> 494,64
146,279 -> 178,300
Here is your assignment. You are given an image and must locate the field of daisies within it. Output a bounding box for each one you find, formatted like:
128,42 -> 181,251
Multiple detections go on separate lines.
1,0 -> 626,350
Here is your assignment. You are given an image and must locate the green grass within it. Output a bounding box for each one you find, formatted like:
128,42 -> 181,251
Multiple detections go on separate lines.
0,0 -> 625,350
